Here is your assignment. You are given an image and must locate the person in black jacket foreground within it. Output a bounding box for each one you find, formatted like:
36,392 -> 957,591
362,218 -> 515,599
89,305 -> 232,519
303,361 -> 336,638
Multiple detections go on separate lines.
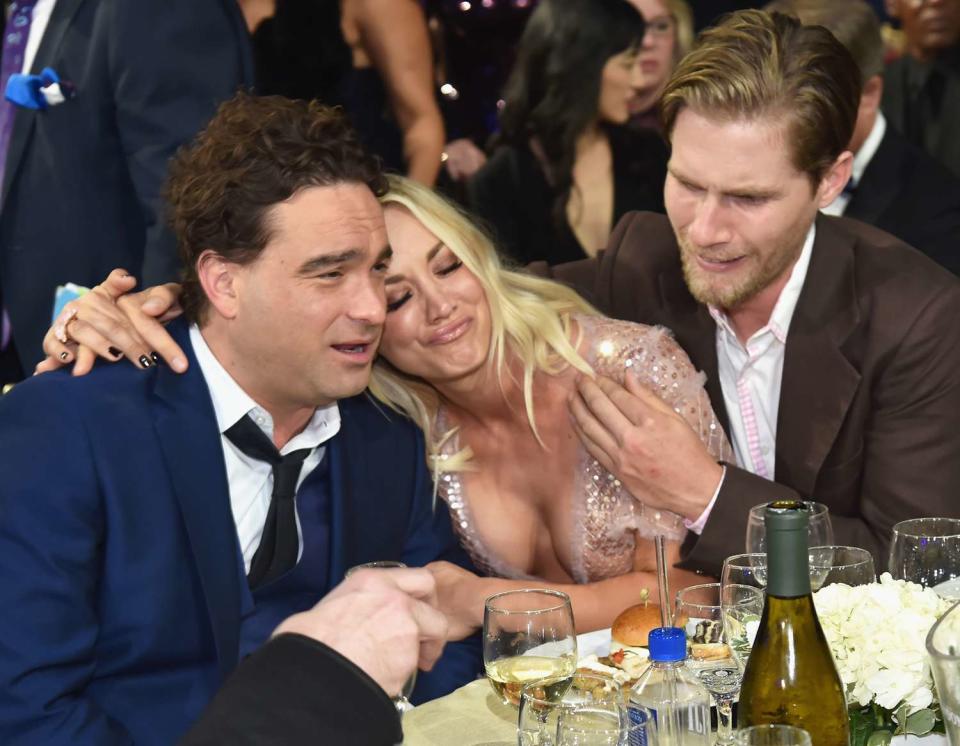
181,567 -> 447,746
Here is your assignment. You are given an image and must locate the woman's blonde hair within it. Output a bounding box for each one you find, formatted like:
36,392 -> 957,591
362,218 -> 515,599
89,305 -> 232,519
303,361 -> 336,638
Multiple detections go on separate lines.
665,0 -> 695,62
369,175 -> 597,476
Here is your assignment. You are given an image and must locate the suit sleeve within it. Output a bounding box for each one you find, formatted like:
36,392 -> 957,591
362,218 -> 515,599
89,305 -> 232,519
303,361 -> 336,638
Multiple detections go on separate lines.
179,634 -> 402,746
107,0 -> 252,285
680,282 -> 960,576
0,381 -> 133,745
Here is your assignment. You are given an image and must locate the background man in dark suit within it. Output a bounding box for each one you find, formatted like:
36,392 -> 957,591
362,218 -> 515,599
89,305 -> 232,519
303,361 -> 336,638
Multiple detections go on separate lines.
543,10 -> 960,575
0,0 -> 253,384
882,0 -> 960,178
0,95 -> 475,745
769,0 -> 960,275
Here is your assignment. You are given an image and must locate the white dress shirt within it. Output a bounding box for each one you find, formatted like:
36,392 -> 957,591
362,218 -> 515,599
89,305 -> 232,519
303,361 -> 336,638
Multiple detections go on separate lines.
190,325 -> 341,573
710,225 -> 815,480
20,0 -> 56,74
822,112 -> 887,217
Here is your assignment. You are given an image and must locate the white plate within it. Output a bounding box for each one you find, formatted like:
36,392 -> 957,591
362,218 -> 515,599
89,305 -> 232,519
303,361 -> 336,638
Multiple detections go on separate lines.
576,628 -> 613,658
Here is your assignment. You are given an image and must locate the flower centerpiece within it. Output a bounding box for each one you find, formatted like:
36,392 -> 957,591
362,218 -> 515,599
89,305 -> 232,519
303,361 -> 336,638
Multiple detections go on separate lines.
813,573 -> 954,746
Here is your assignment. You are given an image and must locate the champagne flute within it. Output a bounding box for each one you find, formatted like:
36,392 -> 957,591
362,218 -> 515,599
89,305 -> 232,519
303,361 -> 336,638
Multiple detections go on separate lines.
484,589 -> 577,707
676,582 -> 764,745
518,673 -> 624,746
556,701 -> 653,746
735,725 -> 812,746
345,560 -> 417,712
889,518 -> 960,598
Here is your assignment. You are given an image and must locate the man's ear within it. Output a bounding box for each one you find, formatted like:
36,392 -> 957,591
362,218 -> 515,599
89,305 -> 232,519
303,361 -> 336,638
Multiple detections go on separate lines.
197,250 -> 241,320
817,150 -> 854,209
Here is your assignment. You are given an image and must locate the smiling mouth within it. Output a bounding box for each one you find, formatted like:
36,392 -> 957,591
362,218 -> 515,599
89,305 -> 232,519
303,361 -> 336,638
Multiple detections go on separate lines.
429,318 -> 472,346
696,254 -> 746,272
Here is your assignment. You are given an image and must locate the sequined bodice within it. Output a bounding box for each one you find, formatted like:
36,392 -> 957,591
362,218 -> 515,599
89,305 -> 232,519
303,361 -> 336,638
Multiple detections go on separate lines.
437,315 -> 730,583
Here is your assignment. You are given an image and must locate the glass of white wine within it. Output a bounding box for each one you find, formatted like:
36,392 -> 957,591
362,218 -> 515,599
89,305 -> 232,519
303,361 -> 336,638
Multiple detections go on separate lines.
483,589 -> 577,707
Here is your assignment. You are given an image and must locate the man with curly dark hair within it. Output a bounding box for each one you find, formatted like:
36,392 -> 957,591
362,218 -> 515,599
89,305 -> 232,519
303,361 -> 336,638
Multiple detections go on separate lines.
0,93 -> 476,746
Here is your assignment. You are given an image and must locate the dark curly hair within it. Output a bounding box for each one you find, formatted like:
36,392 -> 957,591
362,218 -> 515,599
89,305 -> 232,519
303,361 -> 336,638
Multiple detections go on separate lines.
166,92 -> 387,323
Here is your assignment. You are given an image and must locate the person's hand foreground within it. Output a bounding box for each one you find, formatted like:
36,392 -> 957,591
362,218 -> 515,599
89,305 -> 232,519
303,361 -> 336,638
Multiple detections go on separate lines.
274,567 -> 449,698
37,268 -> 187,376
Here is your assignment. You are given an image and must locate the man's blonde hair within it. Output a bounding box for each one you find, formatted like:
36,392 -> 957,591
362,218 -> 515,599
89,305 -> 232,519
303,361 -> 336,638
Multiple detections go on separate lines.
369,176 -> 596,476
661,10 -> 861,187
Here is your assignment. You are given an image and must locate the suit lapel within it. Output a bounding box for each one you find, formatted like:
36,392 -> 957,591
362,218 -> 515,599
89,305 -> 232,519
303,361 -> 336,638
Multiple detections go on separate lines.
150,321 -> 241,678
657,270 -> 730,438
844,130 -> 901,227
774,216 -> 861,495
1,0 -> 85,206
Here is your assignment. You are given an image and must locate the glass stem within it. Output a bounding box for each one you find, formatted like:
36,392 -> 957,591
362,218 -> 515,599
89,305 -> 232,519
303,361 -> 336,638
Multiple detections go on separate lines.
715,696 -> 735,744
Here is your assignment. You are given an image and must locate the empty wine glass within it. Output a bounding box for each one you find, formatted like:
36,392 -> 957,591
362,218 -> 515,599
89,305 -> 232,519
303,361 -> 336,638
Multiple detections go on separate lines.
518,672 -> 624,746
556,701 -> 653,746
746,502 -> 833,583
809,546 -> 876,588
926,600 -> 960,746
889,518 -> 960,599
677,582 -> 764,745
345,560 -> 416,712
484,589 -> 577,707
735,724 -> 812,746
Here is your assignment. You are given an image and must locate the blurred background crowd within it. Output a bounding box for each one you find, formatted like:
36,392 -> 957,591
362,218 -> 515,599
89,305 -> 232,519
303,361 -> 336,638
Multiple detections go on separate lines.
0,0 -> 958,387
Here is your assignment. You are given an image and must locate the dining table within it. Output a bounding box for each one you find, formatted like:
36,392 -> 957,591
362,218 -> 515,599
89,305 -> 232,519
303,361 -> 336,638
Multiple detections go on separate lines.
402,678 -> 518,746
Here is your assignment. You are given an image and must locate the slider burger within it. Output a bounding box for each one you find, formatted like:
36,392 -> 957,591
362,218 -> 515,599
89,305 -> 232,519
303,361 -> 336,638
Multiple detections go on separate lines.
578,593 -> 660,686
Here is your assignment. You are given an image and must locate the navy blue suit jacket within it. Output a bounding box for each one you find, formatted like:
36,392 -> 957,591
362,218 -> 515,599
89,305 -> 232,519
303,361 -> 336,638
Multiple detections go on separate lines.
0,320 -> 478,745
0,0 -> 253,369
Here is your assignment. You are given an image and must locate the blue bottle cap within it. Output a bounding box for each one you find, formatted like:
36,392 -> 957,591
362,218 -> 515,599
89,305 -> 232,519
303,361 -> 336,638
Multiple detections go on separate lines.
648,627 -> 687,662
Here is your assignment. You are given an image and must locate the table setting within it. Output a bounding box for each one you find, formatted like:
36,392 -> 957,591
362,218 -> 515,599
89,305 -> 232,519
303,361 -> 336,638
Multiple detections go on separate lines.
402,507 -> 960,745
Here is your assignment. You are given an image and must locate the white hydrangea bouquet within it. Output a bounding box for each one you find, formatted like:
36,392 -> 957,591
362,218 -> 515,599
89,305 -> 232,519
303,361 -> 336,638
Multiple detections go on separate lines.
813,573 -> 953,746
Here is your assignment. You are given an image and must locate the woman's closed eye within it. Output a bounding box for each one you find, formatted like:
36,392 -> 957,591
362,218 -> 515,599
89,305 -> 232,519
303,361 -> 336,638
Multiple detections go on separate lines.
437,259 -> 463,276
386,291 -> 412,312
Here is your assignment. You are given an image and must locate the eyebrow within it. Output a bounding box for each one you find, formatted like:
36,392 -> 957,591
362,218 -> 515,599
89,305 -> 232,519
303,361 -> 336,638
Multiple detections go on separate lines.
297,245 -> 392,276
385,241 -> 445,285
668,165 -> 779,200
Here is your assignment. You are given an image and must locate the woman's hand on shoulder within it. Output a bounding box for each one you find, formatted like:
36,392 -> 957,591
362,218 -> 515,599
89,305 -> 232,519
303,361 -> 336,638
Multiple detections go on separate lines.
37,269 -> 187,376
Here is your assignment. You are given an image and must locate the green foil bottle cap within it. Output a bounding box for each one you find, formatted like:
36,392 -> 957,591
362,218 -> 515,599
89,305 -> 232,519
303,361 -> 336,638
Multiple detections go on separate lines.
764,500 -> 812,598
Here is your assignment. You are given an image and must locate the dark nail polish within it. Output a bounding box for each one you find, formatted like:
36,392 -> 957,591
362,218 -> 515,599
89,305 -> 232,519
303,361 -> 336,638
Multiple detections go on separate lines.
59,351 -> 70,361
138,355 -> 153,369
108,347 -> 123,358
150,352 -> 161,364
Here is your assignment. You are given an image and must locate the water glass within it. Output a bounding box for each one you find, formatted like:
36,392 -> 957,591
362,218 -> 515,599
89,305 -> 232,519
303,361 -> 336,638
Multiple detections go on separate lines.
518,673 -> 624,746
809,546 -> 876,588
735,724 -> 812,746
484,589 -> 577,707
926,600 -> 960,746
677,582 -> 763,744
345,560 -> 416,711
889,518 -> 960,598
556,701 -> 653,746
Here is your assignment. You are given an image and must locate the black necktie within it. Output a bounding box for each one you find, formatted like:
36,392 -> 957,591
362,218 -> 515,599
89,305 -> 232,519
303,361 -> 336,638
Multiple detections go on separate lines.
225,414 -> 313,589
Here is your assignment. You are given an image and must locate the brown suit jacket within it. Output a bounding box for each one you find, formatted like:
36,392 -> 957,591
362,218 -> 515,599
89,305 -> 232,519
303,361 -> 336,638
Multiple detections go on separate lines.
539,212 -> 960,575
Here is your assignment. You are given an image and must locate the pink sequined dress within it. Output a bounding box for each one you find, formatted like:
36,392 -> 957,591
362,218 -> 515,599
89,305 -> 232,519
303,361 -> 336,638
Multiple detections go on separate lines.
436,314 -> 731,583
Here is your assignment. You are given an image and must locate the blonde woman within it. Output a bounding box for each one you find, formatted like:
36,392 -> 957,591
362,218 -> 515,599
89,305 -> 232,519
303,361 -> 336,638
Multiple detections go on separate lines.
39,176 -> 729,633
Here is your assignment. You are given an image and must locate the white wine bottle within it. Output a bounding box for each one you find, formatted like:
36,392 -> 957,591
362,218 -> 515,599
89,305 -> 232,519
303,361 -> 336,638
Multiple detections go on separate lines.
738,500 -> 850,745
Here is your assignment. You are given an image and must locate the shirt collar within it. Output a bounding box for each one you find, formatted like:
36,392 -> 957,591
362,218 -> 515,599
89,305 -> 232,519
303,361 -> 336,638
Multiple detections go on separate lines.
709,223 -> 815,346
189,324 -> 340,453
851,111 -> 886,188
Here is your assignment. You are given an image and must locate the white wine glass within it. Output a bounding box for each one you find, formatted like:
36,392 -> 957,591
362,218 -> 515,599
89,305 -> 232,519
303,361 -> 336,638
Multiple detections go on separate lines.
677,582 -> 763,745
889,518 -> 960,598
345,560 -> 417,712
518,673 -> 624,746
484,589 -> 577,707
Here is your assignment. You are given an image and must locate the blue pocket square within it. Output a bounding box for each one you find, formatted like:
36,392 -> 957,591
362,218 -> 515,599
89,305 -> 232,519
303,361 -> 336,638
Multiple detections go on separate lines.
5,67 -> 75,110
